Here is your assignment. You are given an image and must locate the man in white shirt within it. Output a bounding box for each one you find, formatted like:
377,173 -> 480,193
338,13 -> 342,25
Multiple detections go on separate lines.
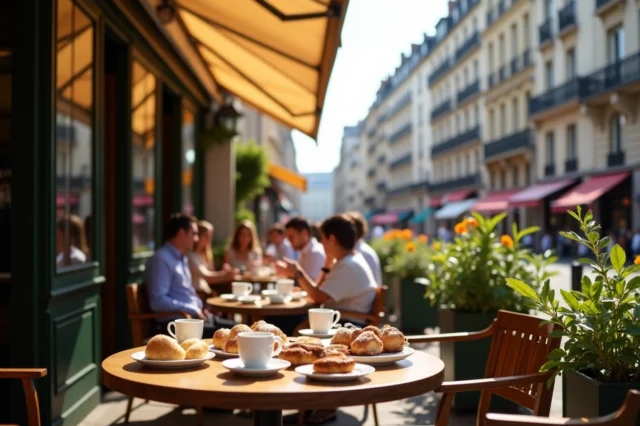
346,211 -> 382,286
284,216 -> 325,279
264,223 -> 295,262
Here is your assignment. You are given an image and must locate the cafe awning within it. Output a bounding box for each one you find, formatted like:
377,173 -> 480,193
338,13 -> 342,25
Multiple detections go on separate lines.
550,172 -> 629,213
410,208 -> 435,224
442,189 -> 474,203
268,162 -> 307,192
155,0 -> 349,139
473,189 -> 520,214
509,179 -> 576,208
434,199 -> 478,220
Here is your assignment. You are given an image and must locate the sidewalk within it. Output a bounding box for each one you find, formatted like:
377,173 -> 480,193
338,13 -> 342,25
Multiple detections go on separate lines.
81,340 -> 563,426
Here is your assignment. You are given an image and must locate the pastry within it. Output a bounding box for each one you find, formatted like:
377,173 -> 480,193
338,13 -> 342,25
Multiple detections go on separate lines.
313,355 -> 355,374
228,324 -> 252,339
184,340 -> 209,359
279,343 -> 325,366
350,331 -> 383,356
213,328 -> 231,349
223,337 -> 239,354
293,336 -> 323,347
330,327 -> 353,346
145,335 -> 186,360
180,338 -> 202,352
325,344 -> 350,356
250,321 -> 288,343
381,326 -> 406,353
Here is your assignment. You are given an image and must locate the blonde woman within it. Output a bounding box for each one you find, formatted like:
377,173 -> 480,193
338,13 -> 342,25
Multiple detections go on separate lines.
188,220 -> 235,294
224,220 -> 263,269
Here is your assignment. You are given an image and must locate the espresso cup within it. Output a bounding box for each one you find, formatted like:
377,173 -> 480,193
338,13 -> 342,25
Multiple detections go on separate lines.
167,319 -> 204,344
308,309 -> 341,334
237,332 -> 283,369
232,281 -> 253,297
275,279 -> 294,297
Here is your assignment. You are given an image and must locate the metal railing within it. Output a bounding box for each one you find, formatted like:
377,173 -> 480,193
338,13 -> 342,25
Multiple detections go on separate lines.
544,164 -> 555,177
484,129 -> 532,160
583,52 -> 640,97
539,19 -> 553,46
431,126 -> 481,157
457,80 -> 480,104
608,151 -> 625,167
558,2 -> 576,32
428,173 -> 481,193
431,100 -> 452,121
429,59 -> 452,86
455,32 -> 480,62
389,123 -> 412,144
389,153 -> 412,170
565,158 -> 578,173
529,78 -> 590,116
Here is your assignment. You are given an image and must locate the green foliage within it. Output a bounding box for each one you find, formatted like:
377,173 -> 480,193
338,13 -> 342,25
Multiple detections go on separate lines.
507,206 -> 640,384
203,124 -> 237,150
235,140 -> 269,205
423,213 -> 557,313
234,207 -> 256,224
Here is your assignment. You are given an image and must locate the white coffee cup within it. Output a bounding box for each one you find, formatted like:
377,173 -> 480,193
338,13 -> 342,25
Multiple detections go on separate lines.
167,319 -> 204,343
275,279 -> 294,297
237,332 -> 283,369
308,309 -> 341,334
232,281 -> 253,297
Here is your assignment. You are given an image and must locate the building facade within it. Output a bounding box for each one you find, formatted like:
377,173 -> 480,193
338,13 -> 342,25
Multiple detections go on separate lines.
300,173 -> 334,222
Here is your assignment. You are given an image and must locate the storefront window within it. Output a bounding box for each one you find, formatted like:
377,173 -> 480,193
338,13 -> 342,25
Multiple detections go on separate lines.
131,61 -> 156,254
181,101 -> 196,215
55,0 -> 94,271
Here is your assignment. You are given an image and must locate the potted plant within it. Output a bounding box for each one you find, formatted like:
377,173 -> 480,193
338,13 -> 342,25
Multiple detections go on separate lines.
422,213 -> 557,411
386,232 -> 437,332
507,207 -> 640,423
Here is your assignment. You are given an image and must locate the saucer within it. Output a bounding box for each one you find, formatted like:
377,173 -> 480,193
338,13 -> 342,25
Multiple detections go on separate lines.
295,363 -> 374,382
298,328 -> 337,338
237,295 -> 261,305
290,291 -> 308,300
221,358 -> 291,377
131,351 -> 214,369
261,289 -> 278,297
220,294 -> 237,301
209,346 -> 239,358
268,295 -> 291,305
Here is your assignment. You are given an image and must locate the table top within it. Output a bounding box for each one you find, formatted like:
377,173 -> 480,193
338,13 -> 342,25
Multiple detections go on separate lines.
207,296 -> 317,316
102,342 -> 445,410
234,275 -> 278,283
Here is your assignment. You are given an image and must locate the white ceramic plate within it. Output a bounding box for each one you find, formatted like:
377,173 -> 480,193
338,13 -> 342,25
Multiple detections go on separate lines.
209,346 -> 239,358
298,328 -> 337,338
268,295 -> 291,305
349,346 -> 415,365
220,294 -> 236,301
221,358 -> 291,377
295,363 -> 374,382
130,351 -> 214,369
237,295 -> 261,304
261,290 -> 278,297
290,291 -> 308,300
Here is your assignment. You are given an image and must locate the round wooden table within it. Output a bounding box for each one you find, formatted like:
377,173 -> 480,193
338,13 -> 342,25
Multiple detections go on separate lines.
207,296 -> 317,323
102,344 -> 445,426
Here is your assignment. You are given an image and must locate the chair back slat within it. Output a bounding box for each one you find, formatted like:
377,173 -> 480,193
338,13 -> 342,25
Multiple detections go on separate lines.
368,285 -> 387,326
126,283 -> 152,346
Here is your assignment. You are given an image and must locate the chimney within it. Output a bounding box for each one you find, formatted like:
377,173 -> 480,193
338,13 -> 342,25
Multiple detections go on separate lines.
401,52 -> 406,65
448,0 -> 457,17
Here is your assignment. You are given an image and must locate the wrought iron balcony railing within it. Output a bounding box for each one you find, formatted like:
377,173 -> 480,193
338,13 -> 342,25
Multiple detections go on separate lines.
583,52 -> 640,97
429,59 -> 452,86
539,19 -> 553,46
457,80 -> 480,104
558,2 -> 576,33
484,129 -> 532,160
529,78 -> 590,116
428,173 -> 481,193
431,126 -> 481,157
431,100 -> 452,121
389,153 -> 412,170
389,123 -> 412,144
455,32 -> 480,62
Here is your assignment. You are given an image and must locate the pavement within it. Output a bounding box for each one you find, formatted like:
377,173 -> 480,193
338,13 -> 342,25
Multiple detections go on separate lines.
81,262 -> 576,426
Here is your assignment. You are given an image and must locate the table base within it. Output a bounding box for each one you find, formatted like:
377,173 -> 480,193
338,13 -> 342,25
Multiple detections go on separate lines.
254,410 -> 282,426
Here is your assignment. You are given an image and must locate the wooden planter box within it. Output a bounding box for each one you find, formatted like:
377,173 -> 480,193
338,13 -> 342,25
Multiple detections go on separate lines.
563,370 -> 640,425
398,278 -> 437,333
438,308 -> 519,413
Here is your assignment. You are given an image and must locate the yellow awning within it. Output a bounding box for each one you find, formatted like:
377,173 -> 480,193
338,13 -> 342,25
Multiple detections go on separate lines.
150,0 -> 349,140
268,162 -> 307,193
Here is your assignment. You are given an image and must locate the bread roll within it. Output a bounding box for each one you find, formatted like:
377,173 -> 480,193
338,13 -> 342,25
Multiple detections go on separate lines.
381,326 -> 406,353
293,336 -> 323,347
313,355 -> 355,374
185,340 -> 209,359
213,328 -> 230,349
279,344 -> 325,366
330,327 -> 353,346
250,321 -> 288,343
145,335 -> 185,360
350,331 -> 383,356
180,338 -> 202,352
229,324 -> 252,339
223,337 -> 239,353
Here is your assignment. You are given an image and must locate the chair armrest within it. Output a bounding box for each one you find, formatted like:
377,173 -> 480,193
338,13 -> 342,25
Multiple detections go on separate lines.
437,372 -> 552,393
486,413 -> 587,425
0,368 -> 47,379
129,312 -> 192,320
407,322 -> 495,344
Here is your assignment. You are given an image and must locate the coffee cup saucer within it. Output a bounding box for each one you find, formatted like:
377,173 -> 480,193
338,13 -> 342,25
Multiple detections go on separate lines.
220,294 -> 237,301
268,295 -> 291,305
237,295 -> 261,304
298,328 -> 337,338
221,358 -> 291,377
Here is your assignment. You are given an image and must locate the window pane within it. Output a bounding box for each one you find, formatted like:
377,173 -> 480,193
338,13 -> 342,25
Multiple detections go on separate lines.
55,0 -> 94,271
131,61 -> 156,254
182,101 -> 196,216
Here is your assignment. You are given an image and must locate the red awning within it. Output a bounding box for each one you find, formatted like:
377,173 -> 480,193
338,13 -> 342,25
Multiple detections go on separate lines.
370,213 -> 398,225
444,190 -> 473,203
473,189 -> 521,213
56,193 -> 79,206
429,196 -> 442,207
132,194 -> 154,207
551,172 -> 629,213
509,179 -> 575,208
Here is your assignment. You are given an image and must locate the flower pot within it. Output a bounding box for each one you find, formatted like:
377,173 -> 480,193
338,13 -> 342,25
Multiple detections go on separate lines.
399,278 -> 437,332
563,370 -> 640,424
438,308 -> 519,413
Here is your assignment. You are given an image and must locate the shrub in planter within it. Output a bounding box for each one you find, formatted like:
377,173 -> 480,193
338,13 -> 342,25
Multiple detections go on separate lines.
507,207 -> 640,423
422,213 -> 557,411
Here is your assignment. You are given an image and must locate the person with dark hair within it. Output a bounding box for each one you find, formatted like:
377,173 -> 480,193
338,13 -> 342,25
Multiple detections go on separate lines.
284,216 -> 325,279
346,211 -> 382,286
310,221 -> 322,242
264,222 -> 295,262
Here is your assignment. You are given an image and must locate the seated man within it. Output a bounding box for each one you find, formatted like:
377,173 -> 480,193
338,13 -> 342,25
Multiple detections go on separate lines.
264,223 -> 295,262
144,213 -> 231,335
284,216 -> 326,279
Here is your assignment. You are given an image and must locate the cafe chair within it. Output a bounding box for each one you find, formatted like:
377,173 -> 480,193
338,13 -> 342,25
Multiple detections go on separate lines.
125,283 -> 203,425
486,389 -> 640,425
0,368 -> 47,426
405,310 -> 561,426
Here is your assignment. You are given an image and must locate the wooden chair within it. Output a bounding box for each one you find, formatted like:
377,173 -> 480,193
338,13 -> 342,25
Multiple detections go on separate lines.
124,283 -> 203,425
405,310 -> 561,426
0,368 -> 47,426
486,389 -> 640,425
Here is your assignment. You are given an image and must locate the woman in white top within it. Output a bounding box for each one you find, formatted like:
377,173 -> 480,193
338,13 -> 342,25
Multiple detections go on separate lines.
224,220 -> 263,270
55,214 -> 88,268
188,220 -> 235,295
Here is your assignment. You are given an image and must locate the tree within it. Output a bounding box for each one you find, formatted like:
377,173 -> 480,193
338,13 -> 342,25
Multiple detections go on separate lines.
235,140 -> 269,217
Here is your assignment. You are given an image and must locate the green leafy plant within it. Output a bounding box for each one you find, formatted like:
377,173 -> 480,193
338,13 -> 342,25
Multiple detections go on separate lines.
203,125 -> 237,150
386,234 -> 433,280
423,213 -> 557,313
370,229 -> 420,282
234,206 -> 256,224
235,140 -> 270,206
508,206 -> 640,384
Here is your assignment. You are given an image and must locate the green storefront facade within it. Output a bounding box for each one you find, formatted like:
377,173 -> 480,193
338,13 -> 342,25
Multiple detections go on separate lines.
1,0 -> 209,424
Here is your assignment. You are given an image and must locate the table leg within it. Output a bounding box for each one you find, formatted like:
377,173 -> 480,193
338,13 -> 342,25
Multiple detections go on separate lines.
253,410 -> 282,426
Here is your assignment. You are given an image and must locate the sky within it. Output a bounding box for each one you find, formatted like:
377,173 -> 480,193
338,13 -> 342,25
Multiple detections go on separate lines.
292,0 -> 449,174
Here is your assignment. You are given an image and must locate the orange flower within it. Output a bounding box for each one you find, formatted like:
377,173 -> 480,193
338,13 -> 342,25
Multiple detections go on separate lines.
432,242 -> 441,250
406,242 -> 416,252
418,234 -> 429,244
466,217 -> 479,228
401,229 -> 413,240
635,255 -> 640,265
454,222 -> 468,234
501,235 -> 514,249
382,233 -> 393,241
